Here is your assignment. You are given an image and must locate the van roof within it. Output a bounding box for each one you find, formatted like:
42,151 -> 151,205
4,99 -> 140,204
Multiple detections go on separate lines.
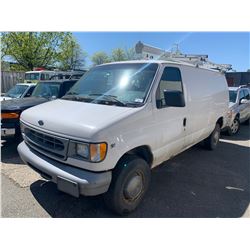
25,70 -> 54,73
101,60 -> 224,73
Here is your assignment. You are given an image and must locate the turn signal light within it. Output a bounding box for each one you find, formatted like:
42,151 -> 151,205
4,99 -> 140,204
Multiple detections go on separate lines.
1,113 -> 20,119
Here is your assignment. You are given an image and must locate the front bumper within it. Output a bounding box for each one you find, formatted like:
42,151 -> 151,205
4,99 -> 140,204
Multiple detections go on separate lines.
18,141 -> 112,197
1,119 -> 20,137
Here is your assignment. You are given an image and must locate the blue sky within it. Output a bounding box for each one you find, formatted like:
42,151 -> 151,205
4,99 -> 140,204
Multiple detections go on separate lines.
74,32 -> 249,71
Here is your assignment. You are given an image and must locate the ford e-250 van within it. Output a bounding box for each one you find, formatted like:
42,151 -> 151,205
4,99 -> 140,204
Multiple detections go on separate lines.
18,60 -> 229,214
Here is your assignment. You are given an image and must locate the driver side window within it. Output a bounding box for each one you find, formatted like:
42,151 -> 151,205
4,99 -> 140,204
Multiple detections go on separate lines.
156,67 -> 183,108
239,90 -> 245,102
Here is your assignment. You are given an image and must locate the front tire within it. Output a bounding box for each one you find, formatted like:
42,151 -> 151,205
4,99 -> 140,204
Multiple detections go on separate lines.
104,155 -> 151,215
204,123 -> 221,150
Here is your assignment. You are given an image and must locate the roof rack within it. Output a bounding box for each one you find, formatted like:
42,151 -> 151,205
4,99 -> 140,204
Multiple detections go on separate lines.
135,41 -> 232,73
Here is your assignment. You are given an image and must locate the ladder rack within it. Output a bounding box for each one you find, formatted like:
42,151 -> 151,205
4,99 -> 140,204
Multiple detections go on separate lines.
135,41 -> 232,73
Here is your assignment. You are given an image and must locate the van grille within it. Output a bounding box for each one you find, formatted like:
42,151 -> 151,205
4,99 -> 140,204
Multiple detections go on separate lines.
24,127 -> 69,160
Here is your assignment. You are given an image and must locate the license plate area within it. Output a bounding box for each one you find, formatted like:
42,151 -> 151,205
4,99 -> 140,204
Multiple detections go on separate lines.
57,176 -> 79,197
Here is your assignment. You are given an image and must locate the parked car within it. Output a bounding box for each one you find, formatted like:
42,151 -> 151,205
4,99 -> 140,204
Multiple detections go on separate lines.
1,80 -> 77,137
223,86 -> 250,135
0,83 -> 36,102
17,61 -> 229,214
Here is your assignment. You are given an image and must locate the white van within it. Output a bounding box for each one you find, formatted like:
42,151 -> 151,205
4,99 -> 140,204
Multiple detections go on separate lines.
18,60 -> 229,214
24,70 -> 55,83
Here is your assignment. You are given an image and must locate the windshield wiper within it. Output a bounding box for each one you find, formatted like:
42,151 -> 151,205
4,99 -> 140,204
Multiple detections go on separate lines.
89,94 -> 127,107
62,94 -> 94,102
66,91 -> 79,95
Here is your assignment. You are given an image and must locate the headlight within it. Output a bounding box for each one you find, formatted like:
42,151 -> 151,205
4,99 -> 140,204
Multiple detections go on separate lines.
69,142 -> 107,162
76,143 -> 89,158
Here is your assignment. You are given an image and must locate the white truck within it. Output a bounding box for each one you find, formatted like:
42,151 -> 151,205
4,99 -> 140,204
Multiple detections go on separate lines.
18,58 -> 229,214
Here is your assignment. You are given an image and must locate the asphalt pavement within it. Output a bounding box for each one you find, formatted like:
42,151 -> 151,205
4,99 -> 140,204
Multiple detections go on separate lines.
1,125 -> 250,218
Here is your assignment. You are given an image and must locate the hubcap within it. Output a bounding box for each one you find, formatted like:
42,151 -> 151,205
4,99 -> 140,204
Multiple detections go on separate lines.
124,173 -> 143,201
231,119 -> 239,134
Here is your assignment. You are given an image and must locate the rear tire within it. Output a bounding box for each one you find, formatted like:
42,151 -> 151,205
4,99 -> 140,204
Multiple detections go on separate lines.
204,123 -> 221,150
227,117 -> 240,135
104,155 -> 151,215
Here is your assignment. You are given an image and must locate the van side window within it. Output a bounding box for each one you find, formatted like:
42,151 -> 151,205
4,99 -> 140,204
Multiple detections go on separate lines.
156,67 -> 183,108
41,73 -> 45,80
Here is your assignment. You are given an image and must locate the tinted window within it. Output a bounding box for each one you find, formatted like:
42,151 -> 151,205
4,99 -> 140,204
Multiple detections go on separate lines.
243,89 -> 250,100
239,90 -> 245,102
25,73 -> 40,80
40,73 -> 45,80
157,67 -> 183,108
32,82 -> 60,98
24,86 -> 35,97
63,81 -> 77,95
229,90 -> 237,103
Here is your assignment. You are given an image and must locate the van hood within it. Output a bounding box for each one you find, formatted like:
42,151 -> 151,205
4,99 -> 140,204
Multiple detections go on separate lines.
21,99 -> 140,140
1,97 -> 48,111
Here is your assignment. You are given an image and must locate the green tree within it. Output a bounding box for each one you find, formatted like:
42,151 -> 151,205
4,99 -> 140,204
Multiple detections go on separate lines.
1,32 -> 82,71
57,34 -> 87,70
111,48 -> 126,62
124,47 -> 137,60
91,51 -> 110,65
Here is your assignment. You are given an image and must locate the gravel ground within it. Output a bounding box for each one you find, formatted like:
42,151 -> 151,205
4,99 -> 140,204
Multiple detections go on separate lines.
1,125 -> 249,218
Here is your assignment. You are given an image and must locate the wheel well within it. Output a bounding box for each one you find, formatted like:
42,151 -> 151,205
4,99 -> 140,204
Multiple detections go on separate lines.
122,146 -> 153,167
235,113 -> 240,119
216,117 -> 223,128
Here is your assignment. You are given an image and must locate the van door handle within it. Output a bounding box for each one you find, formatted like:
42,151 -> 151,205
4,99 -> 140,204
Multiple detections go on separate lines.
183,118 -> 187,127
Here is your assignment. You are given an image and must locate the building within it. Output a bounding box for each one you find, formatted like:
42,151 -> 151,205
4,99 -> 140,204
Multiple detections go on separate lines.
225,72 -> 250,87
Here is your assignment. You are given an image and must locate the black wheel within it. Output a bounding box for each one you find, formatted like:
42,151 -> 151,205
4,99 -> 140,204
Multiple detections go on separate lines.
204,123 -> 221,150
104,155 -> 151,215
227,117 -> 240,135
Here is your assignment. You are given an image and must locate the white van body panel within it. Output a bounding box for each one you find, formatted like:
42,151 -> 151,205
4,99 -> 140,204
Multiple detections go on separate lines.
20,61 -> 229,173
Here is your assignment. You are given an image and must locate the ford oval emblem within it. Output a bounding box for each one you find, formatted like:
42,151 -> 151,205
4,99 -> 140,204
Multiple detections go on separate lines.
38,120 -> 44,126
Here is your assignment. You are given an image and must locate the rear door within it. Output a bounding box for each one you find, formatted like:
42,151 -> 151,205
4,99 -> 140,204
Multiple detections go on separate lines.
242,89 -> 250,120
238,89 -> 248,121
153,66 -> 187,163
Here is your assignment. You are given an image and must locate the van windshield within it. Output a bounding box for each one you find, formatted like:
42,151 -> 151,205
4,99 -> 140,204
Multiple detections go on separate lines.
63,63 -> 158,107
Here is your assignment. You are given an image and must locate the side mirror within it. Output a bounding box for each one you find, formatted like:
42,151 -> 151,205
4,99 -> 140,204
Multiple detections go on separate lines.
164,90 -> 185,107
240,98 -> 248,104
